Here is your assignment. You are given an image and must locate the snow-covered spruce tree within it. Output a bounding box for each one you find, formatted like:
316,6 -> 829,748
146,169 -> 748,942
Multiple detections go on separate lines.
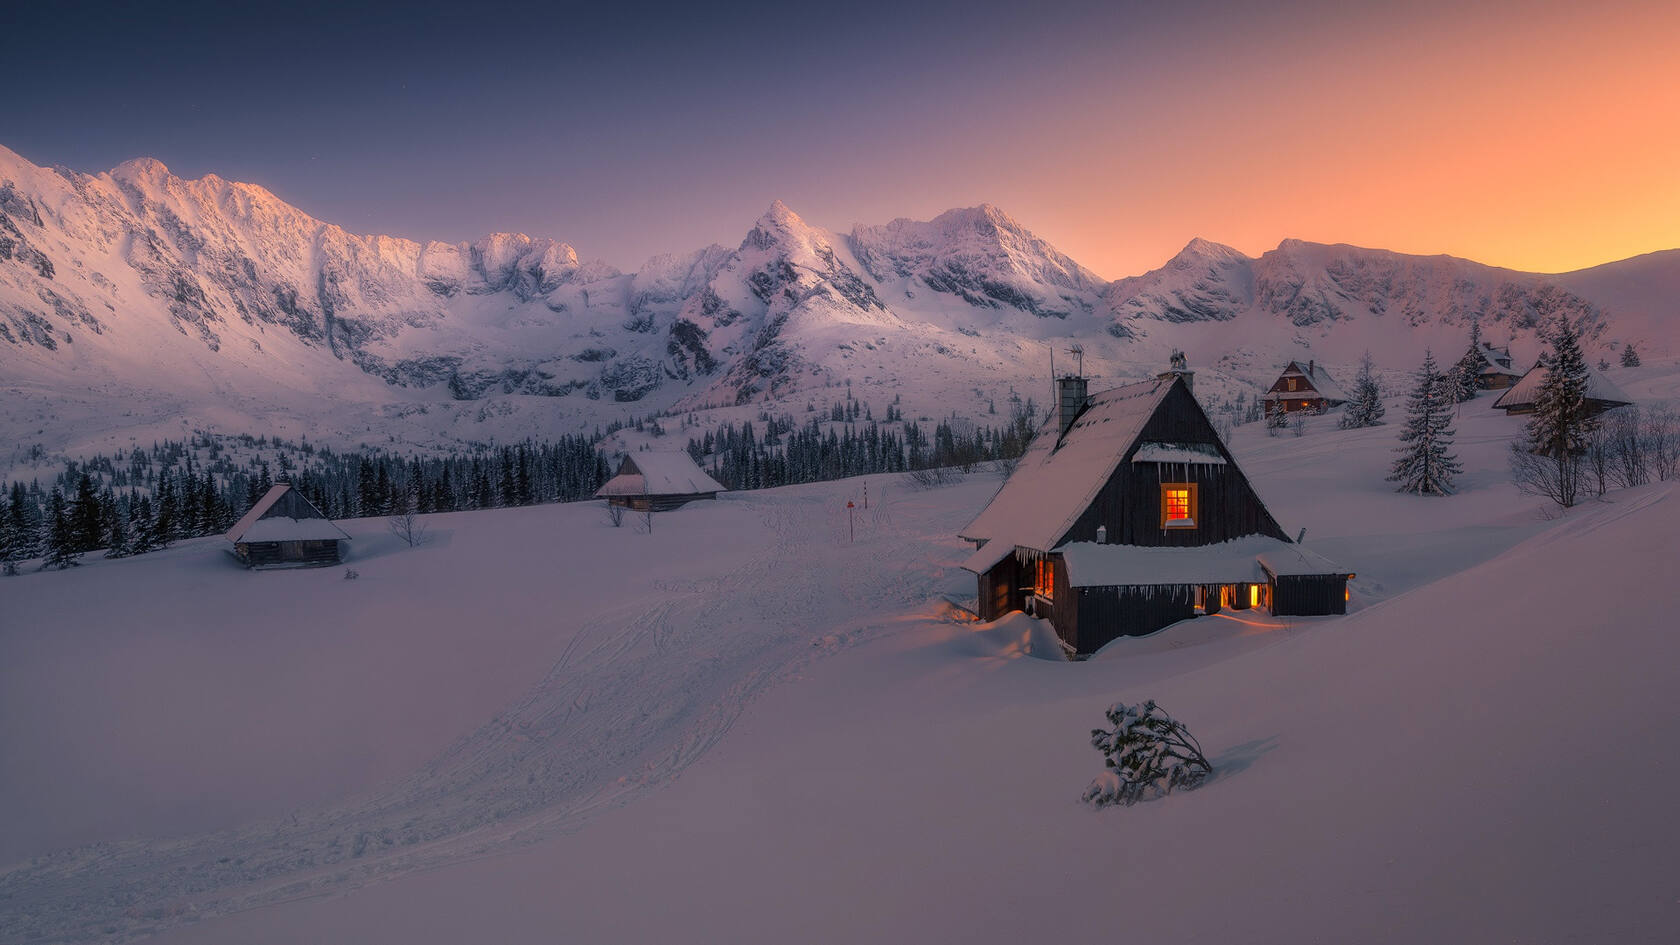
1621,344 -> 1640,368
1445,349 -> 1482,403
1513,317 -> 1596,509
42,487 -> 81,570
1339,351 -> 1386,429
1082,700 -> 1212,808
1527,317 -> 1596,458
1388,350 -> 1462,495
104,506 -> 132,559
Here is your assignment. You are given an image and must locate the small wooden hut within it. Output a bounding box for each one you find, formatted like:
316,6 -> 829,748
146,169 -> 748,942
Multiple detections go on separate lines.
596,452 -> 727,511
1263,359 -> 1346,416
1464,342 -> 1523,390
226,484 -> 350,569
1491,366 -> 1633,416
960,370 -> 1352,655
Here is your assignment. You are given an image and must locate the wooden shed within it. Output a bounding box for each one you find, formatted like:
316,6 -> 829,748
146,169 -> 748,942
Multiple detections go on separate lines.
225,484 -> 350,569
1263,359 -> 1346,416
960,371 -> 1353,655
596,451 -> 727,511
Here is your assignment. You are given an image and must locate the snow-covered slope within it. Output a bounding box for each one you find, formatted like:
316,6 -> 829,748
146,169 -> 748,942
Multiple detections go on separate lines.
1,143 -> 1670,459
1554,248 -> 1680,356
4,370 -> 1679,943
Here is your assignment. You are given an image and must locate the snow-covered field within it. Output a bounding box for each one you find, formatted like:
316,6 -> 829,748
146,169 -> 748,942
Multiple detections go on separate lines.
3,375 -> 1679,943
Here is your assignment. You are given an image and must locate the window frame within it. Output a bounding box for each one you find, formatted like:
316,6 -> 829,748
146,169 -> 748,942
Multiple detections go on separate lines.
1160,482 -> 1199,529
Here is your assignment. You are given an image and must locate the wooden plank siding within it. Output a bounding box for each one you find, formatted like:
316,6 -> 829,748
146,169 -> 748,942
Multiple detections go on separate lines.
1271,574 -> 1349,616
1059,383 -> 1289,548
236,539 -> 343,569
606,492 -> 718,512
1071,585 -> 1197,653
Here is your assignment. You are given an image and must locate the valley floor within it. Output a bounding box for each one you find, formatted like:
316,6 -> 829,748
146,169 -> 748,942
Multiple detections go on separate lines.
2,393 -> 1678,943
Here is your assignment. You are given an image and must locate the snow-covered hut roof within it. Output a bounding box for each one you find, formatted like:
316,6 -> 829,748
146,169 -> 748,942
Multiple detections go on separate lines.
1473,342 -> 1521,376
596,452 -> 726,498
961,540 -> 1016,575
1264,360 -> 1346,403
1491,365 -> 1633,412
959,377 -> 1173,551
1054,536 -> 1350,588
226,484 -> 351,544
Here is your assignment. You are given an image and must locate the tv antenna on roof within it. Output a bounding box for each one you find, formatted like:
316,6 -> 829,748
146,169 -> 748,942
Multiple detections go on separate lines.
1068,343 -> 1084,378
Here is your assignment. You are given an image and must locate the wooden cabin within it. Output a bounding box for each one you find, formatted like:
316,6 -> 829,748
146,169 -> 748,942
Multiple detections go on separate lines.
960,372 -> 1353,655
1263,359 -> 1346,416
1465,342 -> 1522,390
226,484 -> 350,569
596,451 -> 727,511
1491,365 -> 1633,416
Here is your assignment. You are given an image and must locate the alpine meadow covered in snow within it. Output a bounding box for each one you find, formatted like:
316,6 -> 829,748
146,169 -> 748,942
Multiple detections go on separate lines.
5,1 -> 1680,942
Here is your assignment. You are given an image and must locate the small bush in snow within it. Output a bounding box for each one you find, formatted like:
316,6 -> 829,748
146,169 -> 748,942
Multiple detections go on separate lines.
907,466 -> 963,489
1082,700 -> 1212,808
605,503 -> 626,527
343,568 -> 360,580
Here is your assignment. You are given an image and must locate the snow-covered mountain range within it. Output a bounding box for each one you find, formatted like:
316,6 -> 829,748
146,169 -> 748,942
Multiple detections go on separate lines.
1,144 -> 1671,455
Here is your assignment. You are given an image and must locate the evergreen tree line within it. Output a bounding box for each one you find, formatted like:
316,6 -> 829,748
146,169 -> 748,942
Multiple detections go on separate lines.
0,434 -> 612,571
689,405 -> 1039,492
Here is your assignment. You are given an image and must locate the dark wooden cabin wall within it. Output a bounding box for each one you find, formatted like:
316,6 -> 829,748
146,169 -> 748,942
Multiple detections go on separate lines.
1073,585 -> 1196,653
1060,383 -> 1288,548
1271,575 -> 1348,616
979,556 -> 1021,621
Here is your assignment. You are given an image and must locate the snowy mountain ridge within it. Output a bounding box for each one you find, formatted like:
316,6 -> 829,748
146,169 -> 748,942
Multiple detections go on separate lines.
1,143 -> 1672,456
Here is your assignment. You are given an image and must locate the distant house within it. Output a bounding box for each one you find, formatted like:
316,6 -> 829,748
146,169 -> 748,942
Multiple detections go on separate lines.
226,483 -> 350,569
1463,342 -> 1523,390
596,452 -> 727,511
1491,365 -> 1633,416
960,371 -> 1353,655
1263,359 -> 1346,415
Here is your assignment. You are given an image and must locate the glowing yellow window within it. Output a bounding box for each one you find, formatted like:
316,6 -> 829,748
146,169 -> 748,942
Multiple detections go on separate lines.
1161,483 -> 1198,529
1034,559 -> 1054,601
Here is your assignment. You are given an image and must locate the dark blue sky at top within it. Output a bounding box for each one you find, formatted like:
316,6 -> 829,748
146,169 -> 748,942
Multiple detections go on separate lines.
11,0 -> 1665,276
2,0 -> 1220,269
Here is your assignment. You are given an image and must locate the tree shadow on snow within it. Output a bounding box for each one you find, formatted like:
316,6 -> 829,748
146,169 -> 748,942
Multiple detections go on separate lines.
1205,735 -> 1280,785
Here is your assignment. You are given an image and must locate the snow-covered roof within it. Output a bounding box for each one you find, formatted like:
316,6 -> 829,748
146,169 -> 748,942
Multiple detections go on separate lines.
1131,441 -> 1227,466
226,484 -> 350,544
961,540 -> 1016,575
596,452 -> 726,497
1473,342 -> 1521,376
959,377 -> 1173,551
1491,365 -> 1633,411
1266,360 -> 1346,403
1054,536 -> 1350,588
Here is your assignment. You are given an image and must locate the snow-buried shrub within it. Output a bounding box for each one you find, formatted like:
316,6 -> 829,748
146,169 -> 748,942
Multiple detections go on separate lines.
1082,700 -> 1212,808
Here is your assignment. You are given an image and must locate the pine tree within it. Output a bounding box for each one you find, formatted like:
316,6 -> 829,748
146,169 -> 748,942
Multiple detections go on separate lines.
1388,350 -> 1462,495
1445,349 -> 1482,403
1338,351 -> 1386,429
105,504 -> 132,558
1621,344 -> 1641,368
43,487 -> 82,569
130,496 -> 157,555
1526,316 -> 1596,458
70,472 -> 103,552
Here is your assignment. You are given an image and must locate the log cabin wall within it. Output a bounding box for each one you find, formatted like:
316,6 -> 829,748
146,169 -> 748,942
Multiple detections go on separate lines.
1060,383 -> 1288,548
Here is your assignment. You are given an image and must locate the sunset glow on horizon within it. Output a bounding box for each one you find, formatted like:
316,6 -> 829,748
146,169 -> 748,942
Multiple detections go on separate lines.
4,0 -> 1676,278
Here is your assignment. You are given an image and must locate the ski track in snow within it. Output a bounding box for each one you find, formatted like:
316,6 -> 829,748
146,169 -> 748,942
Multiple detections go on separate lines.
0,488 -> 960,944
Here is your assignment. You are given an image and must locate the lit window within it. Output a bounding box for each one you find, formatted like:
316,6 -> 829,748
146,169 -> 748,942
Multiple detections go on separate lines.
1034,559 -> 1054,601
1286,377 -> 1299,391
1161,483 -> 1197,528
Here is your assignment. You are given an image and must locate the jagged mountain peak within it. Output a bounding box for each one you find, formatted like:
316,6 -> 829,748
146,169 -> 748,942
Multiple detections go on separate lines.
1173,237 -> 1249,265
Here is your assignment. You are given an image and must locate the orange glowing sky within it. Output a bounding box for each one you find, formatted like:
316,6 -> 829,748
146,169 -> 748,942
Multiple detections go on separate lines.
897,1 -> 1680,278
8,0 -> 1678,278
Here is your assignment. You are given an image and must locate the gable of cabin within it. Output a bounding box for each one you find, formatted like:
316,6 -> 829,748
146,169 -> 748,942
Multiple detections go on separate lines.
1268,361 -> 1322,396
1059,381 -> 1289,548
